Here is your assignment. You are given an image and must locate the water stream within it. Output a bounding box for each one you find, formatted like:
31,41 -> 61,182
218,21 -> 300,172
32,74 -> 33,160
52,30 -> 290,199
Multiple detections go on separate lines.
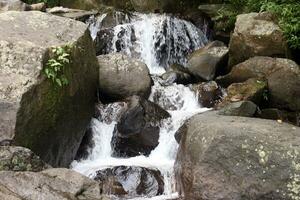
71,12 -> 210,200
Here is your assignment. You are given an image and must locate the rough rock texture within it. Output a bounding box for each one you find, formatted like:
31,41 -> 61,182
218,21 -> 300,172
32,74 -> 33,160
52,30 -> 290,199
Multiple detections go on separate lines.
218,101 -> 258,117
218,57 -> 300,111
192,81 -> 223,108
0,11 -> 99,167
98,53 -> 152,102
0,146 -> 50,172
0,168 -> 111,200
113,96 -> 170,157
218,78 -> 267,109
175,111 -> 300,200
228,12 -> 289,67
257,108 -> 300,127
94,166 -> 164,197
187,41 -> 228,81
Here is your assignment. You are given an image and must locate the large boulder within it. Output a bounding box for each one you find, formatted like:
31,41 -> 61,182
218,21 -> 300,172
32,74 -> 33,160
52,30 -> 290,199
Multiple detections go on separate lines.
0,146 -> 50,172
175,111 -> 300,200
98,53 -> 152,102
187,41 -> 228,81
228,12 -> 289,67
0,11 -> 99,167
0,168 -> 111,200
113,95 -> 170,157
218,101 -> 258,117
218,57 -> 300,111
94,166 -> 164,197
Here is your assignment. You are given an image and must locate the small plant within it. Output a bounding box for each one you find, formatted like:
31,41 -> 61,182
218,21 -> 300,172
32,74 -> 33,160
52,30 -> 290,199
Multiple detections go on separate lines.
44,45 -> 71,87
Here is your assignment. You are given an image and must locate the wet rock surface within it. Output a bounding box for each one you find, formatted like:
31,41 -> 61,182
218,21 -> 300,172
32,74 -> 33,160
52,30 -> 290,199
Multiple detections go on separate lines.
113,96 -> 170,157
192,81 -> 223,108
218,101 -> 258,117
175,111 -> 300,200
98,53 -> 152,102
94,166 -> 164,197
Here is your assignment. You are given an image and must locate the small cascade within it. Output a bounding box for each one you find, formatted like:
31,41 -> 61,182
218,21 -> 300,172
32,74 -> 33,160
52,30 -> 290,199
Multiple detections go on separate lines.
72,11 -> 210,200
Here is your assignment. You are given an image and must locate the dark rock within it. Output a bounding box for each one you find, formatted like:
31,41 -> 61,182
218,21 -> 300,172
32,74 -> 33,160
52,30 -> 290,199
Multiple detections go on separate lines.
187,41 -> 228,81
0,168 -> 111,200
94,166 -> 164,197
218,101 -> 258,117
258,108 -> 300,127
0,146 -> 50,172
217,57 -> 300,111
192,81 -> 223,108
113,96 -> 170,157
175,111 -> 300,200
0,11 -> 98,167
98,53 -> 152,102
163,64 -> 193,85
228,12 -> 290,68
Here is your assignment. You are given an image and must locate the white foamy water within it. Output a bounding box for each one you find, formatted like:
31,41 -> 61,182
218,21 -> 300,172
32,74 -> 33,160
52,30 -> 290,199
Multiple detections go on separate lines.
72,12 -> 210,200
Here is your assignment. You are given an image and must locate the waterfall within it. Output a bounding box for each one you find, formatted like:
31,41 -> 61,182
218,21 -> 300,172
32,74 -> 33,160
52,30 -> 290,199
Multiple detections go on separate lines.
71,12 -> 210,200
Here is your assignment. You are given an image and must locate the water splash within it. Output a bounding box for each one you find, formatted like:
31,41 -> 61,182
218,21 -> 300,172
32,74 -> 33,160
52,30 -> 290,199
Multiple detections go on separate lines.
72,12 -> 210,200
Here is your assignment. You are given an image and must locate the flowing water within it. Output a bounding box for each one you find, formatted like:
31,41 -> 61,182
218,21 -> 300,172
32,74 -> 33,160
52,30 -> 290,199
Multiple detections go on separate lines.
71,12 -> 210,200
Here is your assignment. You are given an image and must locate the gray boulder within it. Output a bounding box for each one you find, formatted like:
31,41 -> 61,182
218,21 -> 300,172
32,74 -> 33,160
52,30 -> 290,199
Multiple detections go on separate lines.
218,57 -> 300,111
187,41 -> 228,81
0,11 -> 99,167
0,0 -> 45,11
228,12 -> 289,67
0,168 -> 111,200
175,111 -> 300,200
98,53 -> 152,102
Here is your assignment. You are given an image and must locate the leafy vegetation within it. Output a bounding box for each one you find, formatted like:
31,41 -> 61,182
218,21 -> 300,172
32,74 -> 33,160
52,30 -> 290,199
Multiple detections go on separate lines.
44,45 -> 71,87
22,0 -> 59,7
215,0 -> 300,49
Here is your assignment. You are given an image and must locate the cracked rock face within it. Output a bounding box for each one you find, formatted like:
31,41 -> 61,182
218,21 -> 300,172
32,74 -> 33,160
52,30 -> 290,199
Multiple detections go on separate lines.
175,111 -> 300,200
0,11 -> 99,167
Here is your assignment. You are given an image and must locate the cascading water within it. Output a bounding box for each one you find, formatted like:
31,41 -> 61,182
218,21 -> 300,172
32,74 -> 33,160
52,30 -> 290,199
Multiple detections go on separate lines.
71,12 -> 210,200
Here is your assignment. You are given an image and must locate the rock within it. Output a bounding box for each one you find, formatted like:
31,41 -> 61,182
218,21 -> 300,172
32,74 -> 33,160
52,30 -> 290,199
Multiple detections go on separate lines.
258,108 -> 300,127
187,41 -> 228,81
218,78 -> 267,108
217,57 -> 300,111
94,166 -> 164,197
0,11 -> 99,167
175,111 -> 300,200
47,7 -> 98,22
0,168 -> 110,200
113,96 -> 170,157
218,101 -> 258,117
228,12 -> 289,67
0,0 -> 30,11
192,81 -> 223,108
0,146 -> 50,172
60,0 -> 103,10
0,0 -> 45,11
98,53 -> 152,102
162,64 -> 193,85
